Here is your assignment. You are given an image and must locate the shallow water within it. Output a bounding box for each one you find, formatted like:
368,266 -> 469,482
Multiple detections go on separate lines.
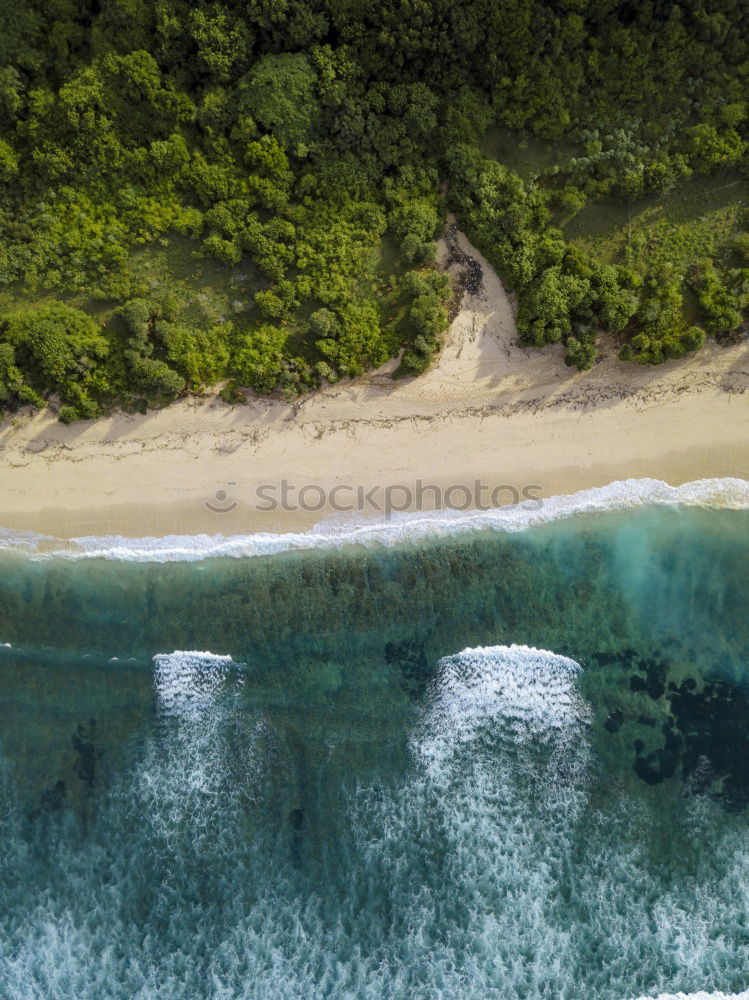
1,504 -> 749,998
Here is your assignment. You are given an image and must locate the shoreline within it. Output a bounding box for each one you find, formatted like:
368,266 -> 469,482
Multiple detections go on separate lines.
1,227 -> 748,539
0,477 -> 747,561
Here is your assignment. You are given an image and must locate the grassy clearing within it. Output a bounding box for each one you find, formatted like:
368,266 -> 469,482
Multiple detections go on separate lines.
479,126 -> 578,180
125,236 -> 265,326
0,234 -> 266,333
562,172 -> 747,271
479,126 -> 747,276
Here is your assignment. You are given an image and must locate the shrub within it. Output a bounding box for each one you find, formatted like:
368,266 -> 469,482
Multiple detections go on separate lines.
232,325 -> 289,393
410,293 -> 447,338
157,320 -> 232,388
254,289 -> 286,319
58,405 -> 79,424
3,302 -> 108,387
118,299 -> 152,353
17,384 -> 45,408
564,336 -> 595,370
309,308 -> 339,339
128,355 -> 186,396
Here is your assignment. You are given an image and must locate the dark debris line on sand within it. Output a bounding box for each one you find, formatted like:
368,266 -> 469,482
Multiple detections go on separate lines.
443,222 -> 484,302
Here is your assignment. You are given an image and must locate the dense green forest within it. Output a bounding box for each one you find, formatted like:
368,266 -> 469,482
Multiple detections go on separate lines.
0,0 -> 748,420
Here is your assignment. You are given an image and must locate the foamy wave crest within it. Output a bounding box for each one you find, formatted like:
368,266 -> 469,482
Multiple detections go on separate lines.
144,650 -> 259,832
416,644 -> 590,778
1,476 -> 748,561
153,650 -> 243,720
341,643 -> 595,995
0,526 -> 46,553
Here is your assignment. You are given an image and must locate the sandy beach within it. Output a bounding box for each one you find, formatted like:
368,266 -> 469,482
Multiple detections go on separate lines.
1,224 -> 748,539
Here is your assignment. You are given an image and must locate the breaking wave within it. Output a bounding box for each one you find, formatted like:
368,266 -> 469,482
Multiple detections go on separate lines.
2,643 -> 749,998
153,649 -> 243,720
0,477 -> 747,561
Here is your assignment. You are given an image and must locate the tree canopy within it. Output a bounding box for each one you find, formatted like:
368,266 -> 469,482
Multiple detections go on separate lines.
0,0 -> 748,419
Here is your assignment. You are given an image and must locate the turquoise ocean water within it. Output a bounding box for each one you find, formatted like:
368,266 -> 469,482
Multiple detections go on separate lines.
1,484 -> 749,999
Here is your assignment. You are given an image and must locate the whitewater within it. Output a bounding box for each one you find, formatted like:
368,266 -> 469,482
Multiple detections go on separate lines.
0,476 -> 747,562
2,482 -> 749,998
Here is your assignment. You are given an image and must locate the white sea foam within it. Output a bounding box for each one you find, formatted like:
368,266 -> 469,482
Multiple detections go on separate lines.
4,639 -> 749,997
152,649 -> 242,720
0,476 -> 747,562
145,650 -> 257,814
0,526 -> 47,553
412,644 -> 592,825
416,643 -> 589,770
629,992 -> 749,999
336,643 -> 595,997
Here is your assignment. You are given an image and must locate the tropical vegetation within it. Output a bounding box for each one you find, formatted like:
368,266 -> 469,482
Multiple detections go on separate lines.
0,0 -> 748,418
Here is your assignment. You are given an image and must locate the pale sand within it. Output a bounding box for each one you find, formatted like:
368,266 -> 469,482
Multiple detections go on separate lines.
1,223 -> 748,538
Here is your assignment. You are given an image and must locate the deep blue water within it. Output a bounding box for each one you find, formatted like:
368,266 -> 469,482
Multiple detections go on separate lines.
1,505 -> 749,999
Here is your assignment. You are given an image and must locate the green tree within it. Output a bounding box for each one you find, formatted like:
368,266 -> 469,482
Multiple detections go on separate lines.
389,198 -> 441,263
157,319 -> 232,387
564,336 -> 596,371
237,53 -> 321,153
0,139 -> 18,182
128,355 -> 186,396
233,324 -> 289,393
693,261 -> 743,337
517,267 -> 591,347
0,342 -> 24,402
2,302 -> 108,390
188,6 -> 252,83
410,293 -> 447,338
